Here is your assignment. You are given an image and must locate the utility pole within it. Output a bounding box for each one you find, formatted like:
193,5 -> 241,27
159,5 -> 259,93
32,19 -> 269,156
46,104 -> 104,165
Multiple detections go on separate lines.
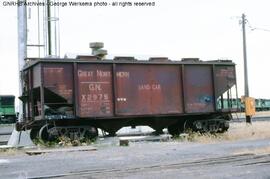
241,13 -> 251,124
8,0 -> 27,147
46,0 -> 52,56
17,0 -> 27,122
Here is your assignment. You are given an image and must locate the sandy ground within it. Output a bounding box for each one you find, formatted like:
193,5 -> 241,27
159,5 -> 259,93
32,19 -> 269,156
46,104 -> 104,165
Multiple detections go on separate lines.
189,121 -> 270,143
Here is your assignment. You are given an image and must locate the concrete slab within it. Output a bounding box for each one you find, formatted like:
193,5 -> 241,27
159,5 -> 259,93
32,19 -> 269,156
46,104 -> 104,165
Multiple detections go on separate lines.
25,146 -> 97,155
0,145 -> 16,150
7,129 -> 34,147
119,134 -> 171,143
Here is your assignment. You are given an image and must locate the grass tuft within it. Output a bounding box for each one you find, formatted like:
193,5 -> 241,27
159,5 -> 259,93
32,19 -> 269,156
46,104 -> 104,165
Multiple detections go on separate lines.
173,121 -> 270,143
33,135 -> 96,148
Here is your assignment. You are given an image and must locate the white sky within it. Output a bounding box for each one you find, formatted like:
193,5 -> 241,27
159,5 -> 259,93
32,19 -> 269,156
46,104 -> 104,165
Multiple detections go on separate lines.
1,0 -> 270,107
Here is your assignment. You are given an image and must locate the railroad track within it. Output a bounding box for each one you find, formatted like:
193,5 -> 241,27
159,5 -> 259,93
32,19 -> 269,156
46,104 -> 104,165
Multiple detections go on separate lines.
29,153 -> 270,178
233,116 -> 270,122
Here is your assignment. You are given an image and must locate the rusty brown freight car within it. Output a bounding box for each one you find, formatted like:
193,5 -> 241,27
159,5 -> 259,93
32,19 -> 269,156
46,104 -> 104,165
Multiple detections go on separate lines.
16,57 -> 238,141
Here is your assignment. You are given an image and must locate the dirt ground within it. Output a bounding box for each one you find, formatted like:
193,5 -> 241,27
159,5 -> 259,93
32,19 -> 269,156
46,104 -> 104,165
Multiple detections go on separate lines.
1,113 -> 270,178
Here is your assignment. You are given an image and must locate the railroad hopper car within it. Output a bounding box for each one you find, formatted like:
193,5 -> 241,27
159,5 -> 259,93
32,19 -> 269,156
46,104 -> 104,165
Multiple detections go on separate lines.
255,99 -> 270,111
16,56 -> 238,141
0,95 -> 17,123
217,98 -> 244,112
218,98 -> 270,112
262,99 -> 270,111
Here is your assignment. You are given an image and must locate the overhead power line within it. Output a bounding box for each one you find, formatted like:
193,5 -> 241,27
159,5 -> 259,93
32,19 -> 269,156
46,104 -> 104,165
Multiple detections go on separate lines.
250,27 -> 270,32
246,20 -> 270,32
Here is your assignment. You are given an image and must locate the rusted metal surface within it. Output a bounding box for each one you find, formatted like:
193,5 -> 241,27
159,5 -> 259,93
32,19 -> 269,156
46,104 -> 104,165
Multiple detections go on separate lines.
43,63 -> 73,103
214,65 -> 236,97
33,64 -> 41,88
16,57 -> 240,134
20,58 -> 238,126
115,64 -> 183,115
38,63 -> 75,119
183,65 -> 214,113
76,64 -> 113,117
24,70 -> 32,118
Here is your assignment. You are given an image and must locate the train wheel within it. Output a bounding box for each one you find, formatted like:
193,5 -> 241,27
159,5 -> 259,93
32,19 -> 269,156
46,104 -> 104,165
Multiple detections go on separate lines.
153,129 -> 164,135
38,124 -> 56,142
168,125 -> 180,136
219,120 -> 229,133
183,120 -> 195,133
83,127 -> 98,140
107,131 -> 116,137
30,128 -> 40,141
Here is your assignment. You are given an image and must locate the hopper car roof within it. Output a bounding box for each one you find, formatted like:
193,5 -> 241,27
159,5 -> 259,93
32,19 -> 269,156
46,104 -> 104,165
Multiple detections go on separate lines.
23,57 -> 235,71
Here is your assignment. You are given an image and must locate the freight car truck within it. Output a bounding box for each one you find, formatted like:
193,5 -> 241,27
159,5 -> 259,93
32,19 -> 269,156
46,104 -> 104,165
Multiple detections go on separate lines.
0,95 -> 17,123
16,56 -> 239,141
